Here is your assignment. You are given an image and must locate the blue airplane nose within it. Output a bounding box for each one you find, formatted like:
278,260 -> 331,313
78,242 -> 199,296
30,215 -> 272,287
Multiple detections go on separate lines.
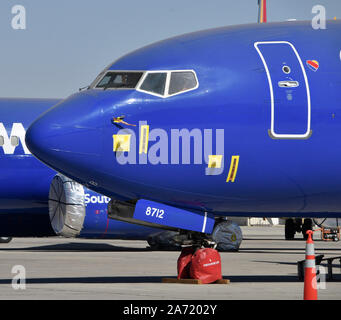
26,92 -> 104,180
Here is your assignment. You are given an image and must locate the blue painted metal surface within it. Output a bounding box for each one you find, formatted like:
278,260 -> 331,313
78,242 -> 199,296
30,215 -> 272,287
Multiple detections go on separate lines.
26,21 -> 341,221
256,41 -> 310,135
133,199 -> 215,233
81,190 -> 158,239
0,98 -> 159,238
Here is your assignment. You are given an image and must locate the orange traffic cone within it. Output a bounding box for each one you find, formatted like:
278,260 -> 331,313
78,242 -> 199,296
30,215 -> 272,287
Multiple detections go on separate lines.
304,230 -> 318,300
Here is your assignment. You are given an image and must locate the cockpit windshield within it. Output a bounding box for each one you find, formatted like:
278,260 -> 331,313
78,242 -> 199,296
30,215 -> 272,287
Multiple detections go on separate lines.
95,72 -> 143,89
139,72 -> 167,96
137,70 -> 198,97
91,69 -> 198,97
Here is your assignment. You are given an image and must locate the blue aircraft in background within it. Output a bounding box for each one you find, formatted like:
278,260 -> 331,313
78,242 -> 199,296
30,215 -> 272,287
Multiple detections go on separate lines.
26,19 -> 341,246
0,98 -> 160,243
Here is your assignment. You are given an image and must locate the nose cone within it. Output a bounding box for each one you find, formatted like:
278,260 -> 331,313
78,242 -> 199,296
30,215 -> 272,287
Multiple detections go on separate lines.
26,91 -> 103,181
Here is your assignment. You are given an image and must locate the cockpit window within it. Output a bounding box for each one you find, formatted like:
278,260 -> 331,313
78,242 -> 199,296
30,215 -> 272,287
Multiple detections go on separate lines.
137,70 -> 198,97
168,71 -> 197,95
139,72 -> 167,96
91,69 -> 198,97
96,72 -> 143,89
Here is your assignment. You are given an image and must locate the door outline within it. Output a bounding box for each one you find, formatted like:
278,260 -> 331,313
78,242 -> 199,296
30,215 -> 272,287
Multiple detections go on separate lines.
254,41 -> 312,139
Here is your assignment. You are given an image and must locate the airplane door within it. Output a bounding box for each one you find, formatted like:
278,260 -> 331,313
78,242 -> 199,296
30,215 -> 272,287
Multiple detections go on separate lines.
254,41 -> 312,139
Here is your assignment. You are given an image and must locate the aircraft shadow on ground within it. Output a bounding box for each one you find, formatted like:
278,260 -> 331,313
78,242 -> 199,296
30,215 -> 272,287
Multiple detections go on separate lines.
243,238 -> 341,244
0,276 -> 168,285
0,275 -> 306,284
0,242 -> 152,252
1,243 -> 339,254
0,274 -> 339,284
239,248 -> 341,255
254,260 -> 341,268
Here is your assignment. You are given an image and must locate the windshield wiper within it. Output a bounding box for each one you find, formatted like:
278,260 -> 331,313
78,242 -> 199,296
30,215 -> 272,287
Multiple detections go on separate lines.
79,85 -> 89,92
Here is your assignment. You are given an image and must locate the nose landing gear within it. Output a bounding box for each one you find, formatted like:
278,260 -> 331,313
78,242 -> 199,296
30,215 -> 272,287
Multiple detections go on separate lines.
285,218 -> 313,240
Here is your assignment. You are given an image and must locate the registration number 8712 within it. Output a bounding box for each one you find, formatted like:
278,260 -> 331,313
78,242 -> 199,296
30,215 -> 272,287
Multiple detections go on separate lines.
145,207 -> 164,219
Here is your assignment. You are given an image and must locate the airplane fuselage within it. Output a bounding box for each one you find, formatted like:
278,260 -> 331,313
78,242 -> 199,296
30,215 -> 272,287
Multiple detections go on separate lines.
27,21 -> 341,218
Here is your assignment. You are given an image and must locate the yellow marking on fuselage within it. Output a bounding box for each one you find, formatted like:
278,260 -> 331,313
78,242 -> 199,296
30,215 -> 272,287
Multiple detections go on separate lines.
113,134 -> 131,152
208,155 -> 223,168
139,125 -> 149,154
226,155 -> 240,183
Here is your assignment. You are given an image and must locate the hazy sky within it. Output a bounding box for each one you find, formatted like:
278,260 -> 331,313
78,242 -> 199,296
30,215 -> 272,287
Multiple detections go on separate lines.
0,0 -> 340,98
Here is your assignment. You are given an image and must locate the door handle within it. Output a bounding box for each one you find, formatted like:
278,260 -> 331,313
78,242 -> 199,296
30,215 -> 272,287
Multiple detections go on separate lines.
278,81 -> 299,88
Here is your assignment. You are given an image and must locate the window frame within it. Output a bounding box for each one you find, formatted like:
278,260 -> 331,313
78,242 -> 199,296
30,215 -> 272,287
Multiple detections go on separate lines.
137,70 -> 169,98
91,69 -> 199,98
167,70 -> 199,97
92,70 -> 146,90
137,70 -> 199,98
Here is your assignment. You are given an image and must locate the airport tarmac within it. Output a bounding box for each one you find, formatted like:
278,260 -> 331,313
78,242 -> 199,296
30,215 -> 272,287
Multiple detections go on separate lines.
0,226 -> 340,300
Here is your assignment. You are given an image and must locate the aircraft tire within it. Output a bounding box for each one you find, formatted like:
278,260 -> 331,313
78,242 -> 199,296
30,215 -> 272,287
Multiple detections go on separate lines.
285,219 -> 295,240
49,174 -> 86,237
302,219 -> 313,240
211,220 -> 242,251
